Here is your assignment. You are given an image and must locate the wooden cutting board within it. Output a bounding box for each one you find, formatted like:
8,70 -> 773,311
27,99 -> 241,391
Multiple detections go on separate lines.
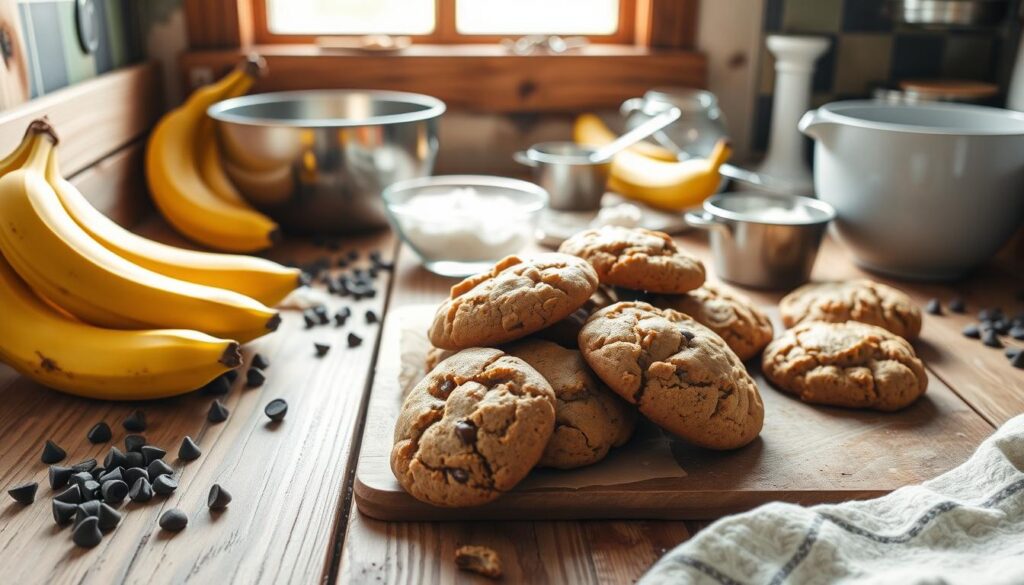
353,304 -> 994,521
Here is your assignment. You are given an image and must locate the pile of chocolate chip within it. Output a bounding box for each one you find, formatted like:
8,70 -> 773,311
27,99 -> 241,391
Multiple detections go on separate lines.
930,297 -> 1024,369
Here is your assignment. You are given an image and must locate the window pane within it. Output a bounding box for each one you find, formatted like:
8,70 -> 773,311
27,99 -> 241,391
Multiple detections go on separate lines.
266,0 -> 436,35
456,0 -> 620,35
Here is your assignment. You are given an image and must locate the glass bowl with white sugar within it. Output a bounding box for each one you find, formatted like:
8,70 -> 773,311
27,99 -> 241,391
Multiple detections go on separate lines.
382,176 -> 548,277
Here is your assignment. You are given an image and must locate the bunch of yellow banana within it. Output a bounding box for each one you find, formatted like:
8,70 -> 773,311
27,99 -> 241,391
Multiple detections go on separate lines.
0,119 -> 302,399
146,56 -> 281,252
573,113 -> 732,211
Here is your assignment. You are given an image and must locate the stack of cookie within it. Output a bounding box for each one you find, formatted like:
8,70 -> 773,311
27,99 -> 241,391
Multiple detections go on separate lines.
392,226 -> 772,508
763,279 -> 928,411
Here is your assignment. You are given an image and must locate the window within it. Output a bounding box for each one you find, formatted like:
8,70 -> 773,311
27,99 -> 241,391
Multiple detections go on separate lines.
256,0 -> 634,44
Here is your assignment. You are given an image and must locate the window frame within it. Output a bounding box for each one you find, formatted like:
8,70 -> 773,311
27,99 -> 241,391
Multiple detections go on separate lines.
250,0 -> 638,45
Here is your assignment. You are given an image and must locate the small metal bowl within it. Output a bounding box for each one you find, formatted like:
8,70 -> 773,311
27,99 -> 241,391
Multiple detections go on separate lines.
514,141 -> 611,211
685,193 -> 836,289
208,90 -> 445,234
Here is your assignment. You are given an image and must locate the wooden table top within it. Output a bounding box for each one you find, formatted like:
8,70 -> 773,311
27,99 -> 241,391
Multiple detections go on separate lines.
0,222 -> 1021,585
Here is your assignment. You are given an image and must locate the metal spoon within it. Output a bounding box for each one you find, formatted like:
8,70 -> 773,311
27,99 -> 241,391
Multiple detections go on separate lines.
588,108 -> 682,163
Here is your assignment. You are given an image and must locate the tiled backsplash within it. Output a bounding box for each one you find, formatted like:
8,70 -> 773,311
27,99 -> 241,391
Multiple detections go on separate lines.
753,0 -> 1020,151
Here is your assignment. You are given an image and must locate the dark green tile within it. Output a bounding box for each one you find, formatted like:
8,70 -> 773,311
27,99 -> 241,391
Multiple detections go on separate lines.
782,0 -> 843,33
942,34 -> 995,80
834,34 -> 893,95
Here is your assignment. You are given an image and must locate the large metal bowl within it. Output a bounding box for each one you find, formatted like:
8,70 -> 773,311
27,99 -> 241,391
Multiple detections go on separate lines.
208,90 -> 445,234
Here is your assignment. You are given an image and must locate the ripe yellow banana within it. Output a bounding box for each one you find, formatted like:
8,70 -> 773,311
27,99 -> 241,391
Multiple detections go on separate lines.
195,68 -> 255,209
574,113 -> 732,211
574,113 -> 679,162
0,123 -> 279,342
48,147 -> 302,306
147,57 -> 280,252
0,252 -> 240,400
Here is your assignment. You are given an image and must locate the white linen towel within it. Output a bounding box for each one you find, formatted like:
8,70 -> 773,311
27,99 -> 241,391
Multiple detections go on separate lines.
641,414 -> 1024,585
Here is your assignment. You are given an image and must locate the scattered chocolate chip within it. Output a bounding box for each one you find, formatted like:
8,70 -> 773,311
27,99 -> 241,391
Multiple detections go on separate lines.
315,342 -> 331,357
1010,326 -> 1024,341
7,482 -> 37,504
454,421 -> 477,444
128,478 -> 153,503
71,471 -> 94,489
54,484 -> 82,504
98,468 -> 123,484
178,436 -> 201,461
208,484 -> 232,510
208,399 -> 230,423
365,310 -> 378,324
72,516 -> 102,548
97,502 -> 122,532
147,459 -> 174,478
123,410 -> 147,432
41,440 -> 66,464
201,375 -> 231,396
104,447 -> 128,469
347,333 -> 362,348
49,465 -> 72,489
252,353 -> 270,370
53,500 -> 77,525
141,445 -> 166,465
1011,352 -> 1024,369
948,297 -> 966,313
303,311 -> 317,329
982,329 -> 1003,348
152,475 -> 178,496
124,435 -> 147,453
159,508 -> 188,532
679,328 -> 695,343
124,467 -> 148,486
264,399 -> 288,422
87,422 -> 112,444
450,469 -> 469,483
924,298 -> 942,315
75,500 -> 101,527
993,319 -> 1012,335
246,367 -> 266,388
100,480 -> 128,505
225,369 -> 239,383
90,467 -> 107,481
82,480 -> 100,499
334,312 -> 348,326
313,305 -> 330,325
962,324 -> 981,339
1006,347 -> 1021,359
125,451 -> 145,469
326,278 -> 341,295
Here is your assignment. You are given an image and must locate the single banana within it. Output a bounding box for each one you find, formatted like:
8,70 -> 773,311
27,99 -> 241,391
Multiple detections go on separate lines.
195,68 -> 255,209
49,146 -> 302,306
147,57 -> 280,252
574,113 -> 679,162
0,122 -> 279,342
0,252 -> 240,400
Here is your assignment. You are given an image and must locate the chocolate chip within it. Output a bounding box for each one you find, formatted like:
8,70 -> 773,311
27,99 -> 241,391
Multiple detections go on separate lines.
123,410 -> 147,432
264,399 -> 288,422
87,422 -> 112,444
679,328 -> 695,343
962,324 -> 981,339
225,369 -> 239,383
315,342 -> 331,356
246,367 -> 266,388
159,508 -> 188,532
982,329 -> 1003,348
81,480 -> 100,499
124,467 -> 148,486
208,484 -> 232,510
178,436 -> 201,461
148,459 -> 174,478
128,478 -> 153,503
41,440 -> 66,464
454,421 -> 477,444
71,471 -> 94,490
104,447 -> 128,470
208,399 -> 230,423
334,312 -> 348,326
98,468 -> 123,484
303,311 -> 317,329
97,502 -> 122,532
201,375 -> 231,395
1006,347 -> 1021,359
365,310 -> 378,324
347,333 -> 362,348
924,298 -> 942,315
72,516 -> 102,548
450,469 -> 469,483
100,480 -> 128,505
439,379 -> 456,397
70,459 -> 97,474
49,465 -> 72,489
125,451 -> 145,469
53,500 -> 77,525
55,485 -> 82,504
948,297 -> 966,313
141,445 -> 166,465
1010,326 -> 1024,341
314,305 -> 330,325
124,435 -> 147,453
1011,352 -> 1024,369
7,482 -> 37,504
993,319 -> 1012,335
252,353 -> 270,370
75,500 -> 101,527
152,475 -> 178,496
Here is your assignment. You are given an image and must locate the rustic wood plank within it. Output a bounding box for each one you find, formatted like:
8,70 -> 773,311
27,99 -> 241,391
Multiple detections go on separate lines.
636,0 -> 700,49
0,62 -> 162,177
66,140 -> 149,228
180,47 -> 707,112
0,220 -> 397,584
184,0 -> 254,49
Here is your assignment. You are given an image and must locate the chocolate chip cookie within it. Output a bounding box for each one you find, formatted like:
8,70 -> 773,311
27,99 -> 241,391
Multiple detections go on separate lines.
779,279 -> 922,339
652,283 -> 774,361
762,321 -> 928,411
558,226 -> 705,294
506,339 -> 636,469
391,347 -> 556,507
428,254 -> 599,350
578,302 -> 764,450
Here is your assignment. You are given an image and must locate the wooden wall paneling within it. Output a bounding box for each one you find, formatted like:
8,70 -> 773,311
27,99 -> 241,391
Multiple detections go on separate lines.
638,0 -> 700,49
185,0 -> 254,49
0,62 -> 162,177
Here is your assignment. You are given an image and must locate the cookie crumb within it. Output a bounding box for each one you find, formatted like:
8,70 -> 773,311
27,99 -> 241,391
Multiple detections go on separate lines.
455,545 -> 502,579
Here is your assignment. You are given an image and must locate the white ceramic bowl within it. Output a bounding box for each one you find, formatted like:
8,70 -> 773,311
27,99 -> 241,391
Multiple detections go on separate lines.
800,101 -> 1024,281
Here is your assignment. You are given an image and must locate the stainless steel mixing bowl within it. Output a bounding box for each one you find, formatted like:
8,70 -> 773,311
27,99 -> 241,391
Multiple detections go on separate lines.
208,90 -> 445,234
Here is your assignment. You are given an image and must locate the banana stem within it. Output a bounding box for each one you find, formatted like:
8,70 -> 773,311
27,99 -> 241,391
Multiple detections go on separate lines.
24,126 -> 55,171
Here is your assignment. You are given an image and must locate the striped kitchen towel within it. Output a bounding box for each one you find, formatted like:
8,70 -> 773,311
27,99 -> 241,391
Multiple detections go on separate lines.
640,414 -> 1024,585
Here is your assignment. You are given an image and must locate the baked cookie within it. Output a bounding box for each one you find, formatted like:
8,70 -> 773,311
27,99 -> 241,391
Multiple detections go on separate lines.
506,339 -> 636,469
779,279 -> 922,339
424,346 -> 455,372
391,348 -> 556,507
652,283 -> 773,361
533,287 -> 614,349
455,545 -> 503,579
762,321 -> 928,411
428,254 -> 599,350
578,302 -> 764,450
558,226 -> 705,293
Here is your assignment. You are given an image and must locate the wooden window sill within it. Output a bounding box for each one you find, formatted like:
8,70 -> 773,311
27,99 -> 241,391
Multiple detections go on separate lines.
181,44 -> 706,112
